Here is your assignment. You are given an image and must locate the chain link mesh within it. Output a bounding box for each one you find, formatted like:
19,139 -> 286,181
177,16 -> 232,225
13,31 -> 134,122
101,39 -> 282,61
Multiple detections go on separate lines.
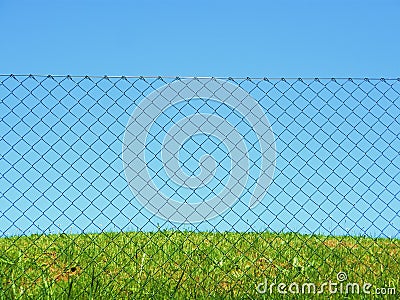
1,75 -> 399,298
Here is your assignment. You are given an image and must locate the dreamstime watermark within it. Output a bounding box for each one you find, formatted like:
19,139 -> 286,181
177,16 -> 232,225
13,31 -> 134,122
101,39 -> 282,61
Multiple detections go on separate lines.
256,272 -> 396,295
122,78 -> 276,223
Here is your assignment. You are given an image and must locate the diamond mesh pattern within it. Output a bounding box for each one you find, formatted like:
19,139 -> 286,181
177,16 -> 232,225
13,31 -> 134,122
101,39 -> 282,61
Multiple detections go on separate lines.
0,75 -> 399,298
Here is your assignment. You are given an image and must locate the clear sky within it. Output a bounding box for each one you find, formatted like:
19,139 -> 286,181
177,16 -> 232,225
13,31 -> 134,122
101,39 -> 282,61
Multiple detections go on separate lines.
1,0 -> 399,78
1,2 -> 399,238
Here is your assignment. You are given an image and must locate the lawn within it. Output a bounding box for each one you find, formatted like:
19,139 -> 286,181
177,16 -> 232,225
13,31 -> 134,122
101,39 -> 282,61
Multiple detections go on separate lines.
0,230 -> 398,299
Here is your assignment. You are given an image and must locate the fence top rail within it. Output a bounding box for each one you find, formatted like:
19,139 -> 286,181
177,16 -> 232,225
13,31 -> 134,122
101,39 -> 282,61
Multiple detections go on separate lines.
1,74 -> 400,81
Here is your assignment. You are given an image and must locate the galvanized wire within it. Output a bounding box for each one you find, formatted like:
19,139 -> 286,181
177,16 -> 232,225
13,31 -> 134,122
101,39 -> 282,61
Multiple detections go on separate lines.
0,75 -> 399,298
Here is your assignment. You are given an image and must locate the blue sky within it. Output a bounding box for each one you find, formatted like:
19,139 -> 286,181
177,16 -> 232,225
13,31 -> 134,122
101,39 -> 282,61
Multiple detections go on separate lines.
1,2 -> 399,238
1,0 -> 399,77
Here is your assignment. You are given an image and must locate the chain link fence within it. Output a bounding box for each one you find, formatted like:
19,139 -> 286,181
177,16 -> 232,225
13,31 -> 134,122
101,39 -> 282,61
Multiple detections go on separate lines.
0,75 -> 399,298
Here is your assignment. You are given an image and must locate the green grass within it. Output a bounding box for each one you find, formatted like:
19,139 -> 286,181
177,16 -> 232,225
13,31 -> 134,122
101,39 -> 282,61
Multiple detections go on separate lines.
0,230 -> 399,299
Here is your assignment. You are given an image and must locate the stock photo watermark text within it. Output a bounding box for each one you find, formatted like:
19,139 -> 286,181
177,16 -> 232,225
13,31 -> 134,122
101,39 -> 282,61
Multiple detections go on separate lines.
256,272 -> 396,295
